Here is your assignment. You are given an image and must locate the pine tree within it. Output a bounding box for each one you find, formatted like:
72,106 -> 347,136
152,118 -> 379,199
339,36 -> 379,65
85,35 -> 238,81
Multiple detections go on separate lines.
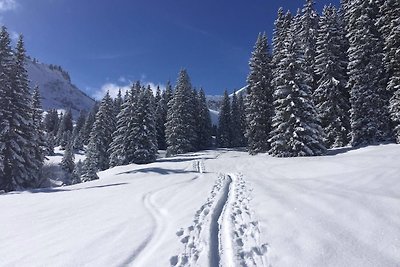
56,109 -> 73,147
31,86 -> 46,182
85,91 -> 115,171
155,86 -> 168,150
114,88 -> 123,117
196,88 -> 213,150
346,0 -> 392,146
72,110 -> 86,150
71,160 -> 83,185
314,5 -> 350,148
218,90 -> 232,148
231,91 -> 243,148
165,70 -> 197,156
60,142 -> 75,185
0,32 -> 41,191
299,0 -> 320,93
130,86 -> 157,164
245,33 -> 274,154
44,109 -> 59,134
378,0 -> 400,142
82,103 -> 99,145
269,25 -> 326,157
238,93 -> 247,147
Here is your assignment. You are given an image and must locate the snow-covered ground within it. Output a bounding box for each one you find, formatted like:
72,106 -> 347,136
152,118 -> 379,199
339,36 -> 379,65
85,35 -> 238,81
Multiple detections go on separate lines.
1,144 -> 400,266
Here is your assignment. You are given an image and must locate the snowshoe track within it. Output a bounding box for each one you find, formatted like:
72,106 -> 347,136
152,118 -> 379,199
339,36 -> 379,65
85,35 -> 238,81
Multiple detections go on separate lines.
171,173 -> 269,267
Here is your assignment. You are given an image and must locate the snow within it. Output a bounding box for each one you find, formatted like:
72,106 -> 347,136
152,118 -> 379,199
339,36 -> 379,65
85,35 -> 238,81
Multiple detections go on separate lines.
1,144 -> 400,266
26,59 -> 95,116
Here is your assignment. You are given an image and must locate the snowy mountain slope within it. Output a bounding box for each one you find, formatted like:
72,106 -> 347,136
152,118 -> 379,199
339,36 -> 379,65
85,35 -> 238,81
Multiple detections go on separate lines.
1,144 -> 400,266
26,59 -> 95,115
209,109 -> 219,126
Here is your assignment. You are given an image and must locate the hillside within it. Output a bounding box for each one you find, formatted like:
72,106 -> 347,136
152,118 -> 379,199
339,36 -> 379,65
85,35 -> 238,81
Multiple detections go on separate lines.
1,144 -> 399,266
26,58 -> 95,116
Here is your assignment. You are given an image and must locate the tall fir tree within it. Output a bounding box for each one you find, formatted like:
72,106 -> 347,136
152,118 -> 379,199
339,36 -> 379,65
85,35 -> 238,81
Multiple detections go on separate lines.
82,103 -> 99,145
346,0 -> 392,146
155,85 -> 168,150
231,91 -> 243,148
238,93 -> 247,147
245,33 -> 274,154
84,91 -> 115,171
0,32 -> 41,191
31,86 -> 46,184
56,109 -> 73,148
313,5 -> 350,148
60,142 -> 75,185
165,70 -> 197,156
378,0 -> 400,142
129,86 -> 158,164
196,88 -> 213,150
299,0 -> 320,93
218,90 -> 232,148
269,24 -> 326,157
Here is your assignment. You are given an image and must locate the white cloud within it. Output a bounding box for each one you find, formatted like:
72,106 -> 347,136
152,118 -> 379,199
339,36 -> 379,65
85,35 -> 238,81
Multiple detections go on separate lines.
93,80 -> 166,100
0,0 -> 17,12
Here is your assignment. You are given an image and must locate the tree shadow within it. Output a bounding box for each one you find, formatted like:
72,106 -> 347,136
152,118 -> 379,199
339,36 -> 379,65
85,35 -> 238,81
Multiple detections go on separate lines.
326,146 -> 357,156
7,182 -> 129,194
117,167 -> 196,176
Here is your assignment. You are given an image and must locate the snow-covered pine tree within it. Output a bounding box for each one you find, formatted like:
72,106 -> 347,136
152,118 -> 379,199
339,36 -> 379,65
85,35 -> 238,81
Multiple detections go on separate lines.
114,88 -> 123,117
313,5 -> 350,148
165,70 -> 197,156
85,91 -> 115,171
196,88 -> 213,150
81,144 -> 99,182
82,103 -> 99,145
218,90 -> 232,148
155,85 -> 168,150
378,0 -> 400,142
272,8 -> 292,85
71,160 -> 83,185
60,142 -> 75,185
346,0 -> 392,146
164,81 -> 174,105
0,32 -> 41,191
238,92 -> 247,147
129,86 -> 157,164
56,109 -> 73,147
269,24 -> 326,157
72,110 -> 86,150
31,86 -> 46,183
245,33 -> 274,154
231,91 -> 243,148
299,0 -> 320,93
109,83 -> 139,167
44,109 -> 59,134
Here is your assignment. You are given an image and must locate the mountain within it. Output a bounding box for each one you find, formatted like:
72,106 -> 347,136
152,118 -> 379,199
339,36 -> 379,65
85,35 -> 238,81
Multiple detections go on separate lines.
26,58 -> 95,116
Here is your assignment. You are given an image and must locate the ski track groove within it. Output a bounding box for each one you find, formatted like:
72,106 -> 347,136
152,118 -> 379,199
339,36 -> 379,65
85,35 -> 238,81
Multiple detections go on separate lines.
171,173 -> 269,267
120,175 -> 198,267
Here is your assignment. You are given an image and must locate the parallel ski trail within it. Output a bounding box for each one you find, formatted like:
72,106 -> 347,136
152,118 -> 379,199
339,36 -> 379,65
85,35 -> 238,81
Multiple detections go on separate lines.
171,173 -> 269,267
121,175 -> 198,267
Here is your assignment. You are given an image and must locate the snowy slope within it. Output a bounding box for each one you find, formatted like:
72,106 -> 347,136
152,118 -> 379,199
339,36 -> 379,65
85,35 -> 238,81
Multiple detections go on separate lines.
1,144 -> 400,266
26,59 -> 95,115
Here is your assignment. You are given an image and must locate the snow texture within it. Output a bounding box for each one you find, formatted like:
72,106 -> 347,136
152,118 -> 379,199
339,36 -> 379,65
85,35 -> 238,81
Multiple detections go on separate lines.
1,145 -> 400,266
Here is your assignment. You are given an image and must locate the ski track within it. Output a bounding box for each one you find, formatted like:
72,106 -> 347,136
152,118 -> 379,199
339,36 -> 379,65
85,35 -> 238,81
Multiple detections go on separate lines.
171,173 -> 268,267
193,159 -> 206,173
121,175 -> 198,267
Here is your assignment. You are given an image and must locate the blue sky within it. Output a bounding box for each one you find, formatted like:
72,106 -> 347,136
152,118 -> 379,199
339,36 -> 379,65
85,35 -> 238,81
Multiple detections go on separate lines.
1,0 -> 340,98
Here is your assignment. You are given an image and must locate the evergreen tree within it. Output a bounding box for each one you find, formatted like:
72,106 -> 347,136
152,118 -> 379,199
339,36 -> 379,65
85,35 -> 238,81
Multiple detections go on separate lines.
165,70 -> 197,156
85,91 -> 115,171
218,90 -> 232,148
81,145 -> 99,182
60,142 -> 75,185
56,109 -> 73,147
164,81 -> 174,105
314,5 -> 350,148
245,33 -> 274,154
238,93 -> 247,147
82,103 -> 99,145
0,32 -> 41,191
44,109 -> 59,134
231,91 -> 243,148
31,86 -> 46,180
378,0 -> 400,142
299,0 -> 320,93
269,25 -> 326,157
114,88 -> 123,117
72,111 -> 86,151
71,160 -> 83,185
129,86 -> 157,164
346,0 -> 392,146
155,86 -> 168,150
196,88 -> 213,150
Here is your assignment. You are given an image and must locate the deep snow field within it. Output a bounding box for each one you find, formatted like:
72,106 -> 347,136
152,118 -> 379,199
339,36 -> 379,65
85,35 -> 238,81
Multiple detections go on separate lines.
1,144 -> 400,267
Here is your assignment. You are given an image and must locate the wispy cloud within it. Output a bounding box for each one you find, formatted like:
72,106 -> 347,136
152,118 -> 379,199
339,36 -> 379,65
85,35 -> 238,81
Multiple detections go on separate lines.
93,77 -> 166,100
0,0 -> 18,12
